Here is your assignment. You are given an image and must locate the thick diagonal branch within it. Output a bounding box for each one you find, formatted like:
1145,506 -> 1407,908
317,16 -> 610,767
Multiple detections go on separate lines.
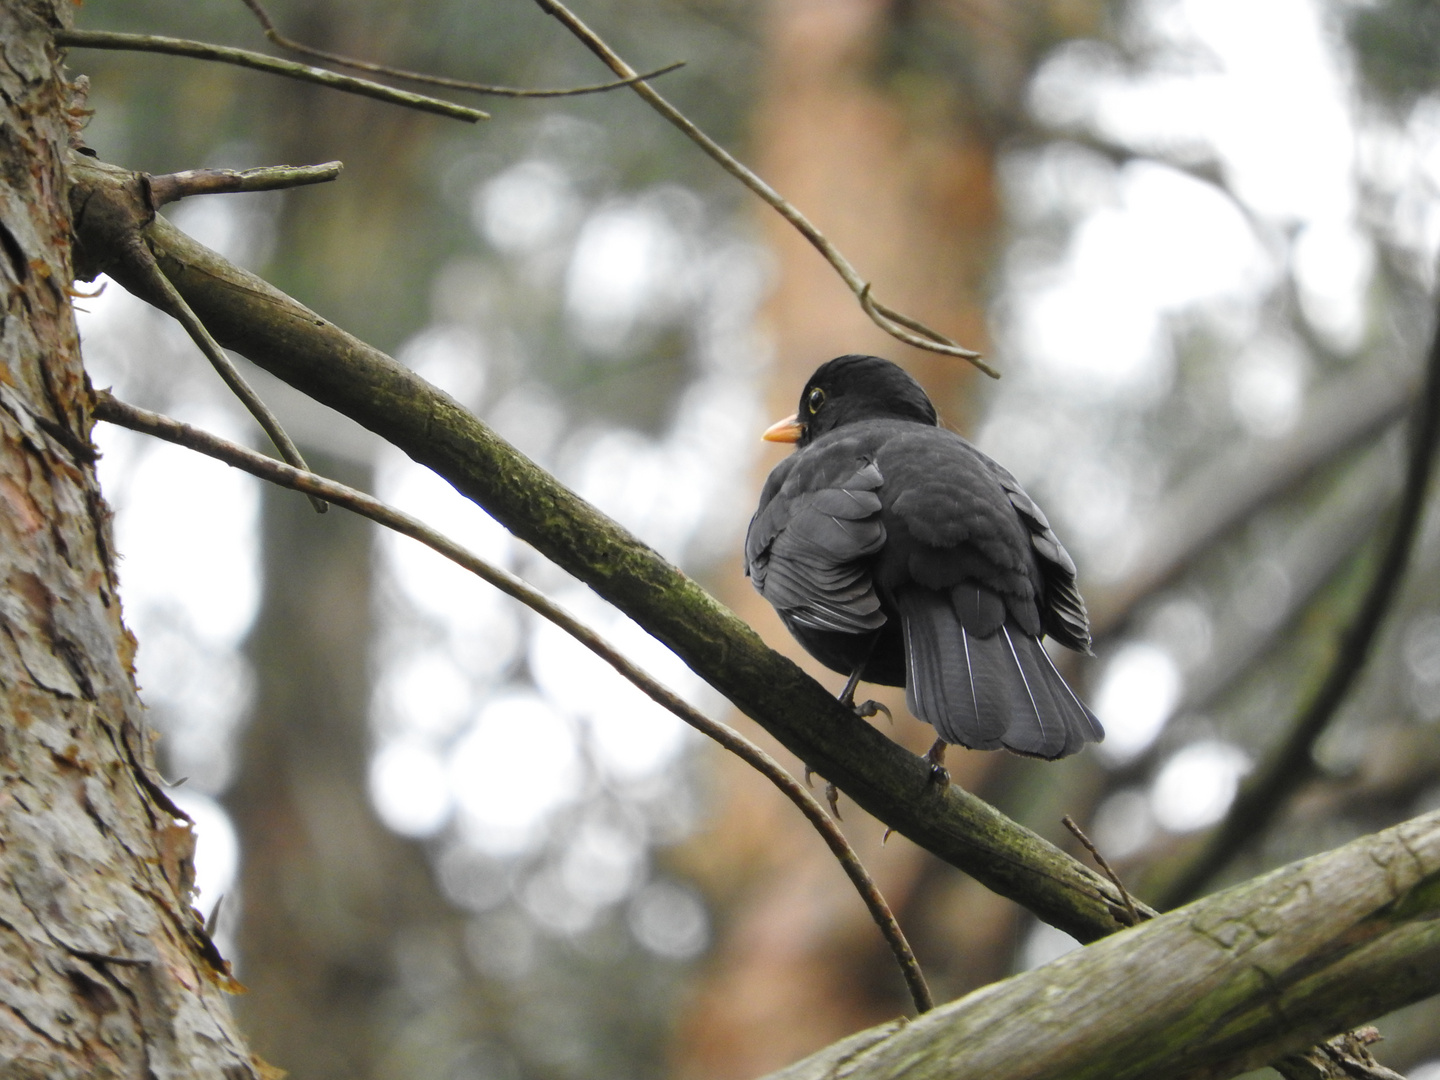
68,152 -> 1143,943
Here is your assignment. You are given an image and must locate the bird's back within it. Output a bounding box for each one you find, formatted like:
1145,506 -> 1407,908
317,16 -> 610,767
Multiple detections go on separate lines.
746,372 -> 1102,759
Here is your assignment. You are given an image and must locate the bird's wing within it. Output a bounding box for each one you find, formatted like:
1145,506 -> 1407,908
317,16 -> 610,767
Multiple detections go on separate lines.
746,456 -> 887,634
989,466 -> 1092,653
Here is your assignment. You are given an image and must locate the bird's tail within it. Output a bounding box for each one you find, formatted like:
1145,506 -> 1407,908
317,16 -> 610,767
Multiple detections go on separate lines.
895,587 -> 1102,759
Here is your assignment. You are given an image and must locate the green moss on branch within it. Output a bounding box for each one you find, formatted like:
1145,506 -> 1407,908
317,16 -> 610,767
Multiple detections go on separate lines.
68,154 -> 1140,944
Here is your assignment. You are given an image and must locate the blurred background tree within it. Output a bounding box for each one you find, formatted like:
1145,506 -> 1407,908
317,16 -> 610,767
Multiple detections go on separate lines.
67,0 -> 1440,1078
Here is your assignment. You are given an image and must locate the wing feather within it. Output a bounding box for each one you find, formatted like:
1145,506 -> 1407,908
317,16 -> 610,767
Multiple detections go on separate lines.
746,459 -> 887,634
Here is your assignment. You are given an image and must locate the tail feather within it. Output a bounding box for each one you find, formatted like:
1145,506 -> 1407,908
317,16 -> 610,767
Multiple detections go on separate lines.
895,586 -> 1102,758
998,624 -> 1060,756
1035,641 -> 1105,750
896,589 -> 1006,749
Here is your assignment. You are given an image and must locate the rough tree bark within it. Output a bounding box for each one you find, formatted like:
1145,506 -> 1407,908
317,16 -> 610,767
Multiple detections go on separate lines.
0,2 -> 260,1076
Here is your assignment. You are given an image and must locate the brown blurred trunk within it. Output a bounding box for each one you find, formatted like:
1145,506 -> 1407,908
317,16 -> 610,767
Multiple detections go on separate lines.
226,456 -> 508,1080
675,1 -> 1028,1075
0,2 -> 259,1075
220,8 -> 508,1076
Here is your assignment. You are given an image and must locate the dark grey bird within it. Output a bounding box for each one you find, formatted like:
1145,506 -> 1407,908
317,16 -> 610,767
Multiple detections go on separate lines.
745,354 -> 1102,773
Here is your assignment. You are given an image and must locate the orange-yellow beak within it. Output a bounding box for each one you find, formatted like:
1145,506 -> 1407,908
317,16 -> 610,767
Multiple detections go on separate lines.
762,413 -> 805,443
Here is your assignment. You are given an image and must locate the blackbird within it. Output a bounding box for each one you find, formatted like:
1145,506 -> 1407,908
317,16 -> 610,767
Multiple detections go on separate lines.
745,354 -> 1102,766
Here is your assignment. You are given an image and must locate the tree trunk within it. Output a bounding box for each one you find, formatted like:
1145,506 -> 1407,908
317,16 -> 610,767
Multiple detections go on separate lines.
0,2 -> 259,1075
226,453 -> 506,1080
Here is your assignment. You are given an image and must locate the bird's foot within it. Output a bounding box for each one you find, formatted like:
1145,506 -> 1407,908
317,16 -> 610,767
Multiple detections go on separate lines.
925,739 -> 950,788
825,782 -> 842,820
853,699 -> 892,725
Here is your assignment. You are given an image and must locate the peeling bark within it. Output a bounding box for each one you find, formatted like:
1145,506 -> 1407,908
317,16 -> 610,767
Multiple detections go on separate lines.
0,3 -> 261,1075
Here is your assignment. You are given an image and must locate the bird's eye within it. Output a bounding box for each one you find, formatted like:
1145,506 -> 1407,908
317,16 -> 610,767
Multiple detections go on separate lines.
807,387 -> 825,413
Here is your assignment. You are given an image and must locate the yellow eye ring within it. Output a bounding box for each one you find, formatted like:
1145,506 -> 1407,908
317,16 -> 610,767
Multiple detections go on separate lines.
807,387 -> 825,413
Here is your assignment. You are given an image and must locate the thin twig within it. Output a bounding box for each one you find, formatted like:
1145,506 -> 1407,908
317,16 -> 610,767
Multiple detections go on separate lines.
54,29 -> 487,122
145,161 -> 342,208
1062,815 -> 1142,928
1160,297 -> 1440,909
533,0 -> 996,376
236,0 -> 685,99
115,239 -> 327,514
92,392 -> 934,1016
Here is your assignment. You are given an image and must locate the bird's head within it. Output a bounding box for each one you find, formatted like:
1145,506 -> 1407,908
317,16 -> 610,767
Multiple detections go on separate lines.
762,354 -> 938,447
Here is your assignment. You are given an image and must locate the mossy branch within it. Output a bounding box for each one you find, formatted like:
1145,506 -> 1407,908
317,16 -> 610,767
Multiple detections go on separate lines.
761,811 -> 1440,1080
67,152 -> 1141,944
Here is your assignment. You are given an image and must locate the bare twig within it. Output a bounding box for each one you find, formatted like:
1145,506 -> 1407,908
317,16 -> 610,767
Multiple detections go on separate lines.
533,0 -> 996,375
114,239 -> 327,514
54,29 -> 487,122
1062,815 -> 1142,928
236,0 -> 685,99
93,392 -> 933,1016
1161,297 -> 1440,909
145,161 -> 342,208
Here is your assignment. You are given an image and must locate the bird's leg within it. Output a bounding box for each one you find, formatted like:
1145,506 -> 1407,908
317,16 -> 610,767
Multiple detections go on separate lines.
838,636 -> 891,723
925,738 -> 950,788
821,638 -> 891,817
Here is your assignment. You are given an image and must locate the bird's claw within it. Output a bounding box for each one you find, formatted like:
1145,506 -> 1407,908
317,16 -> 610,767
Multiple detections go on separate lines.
925,739 -> 950,789
825,782 -> 842,819
853,699 -> 892,724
